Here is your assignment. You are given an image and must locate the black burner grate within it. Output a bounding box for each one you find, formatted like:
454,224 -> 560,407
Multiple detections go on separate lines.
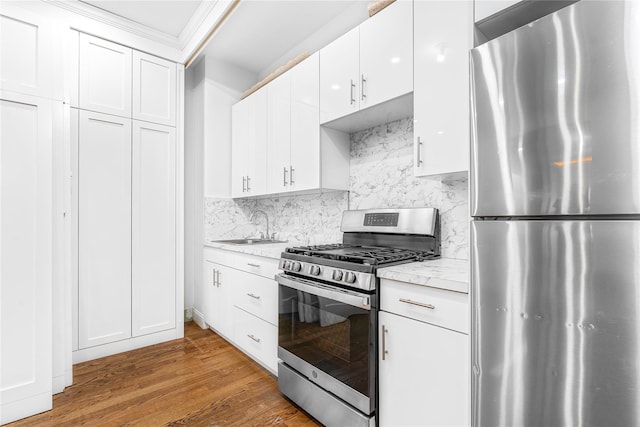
285,244 -> 437,266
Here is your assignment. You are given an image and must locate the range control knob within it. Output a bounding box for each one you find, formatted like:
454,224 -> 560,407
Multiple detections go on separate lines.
309,265 -> 321,276
344,272 -> 357,283
282,260 -> 290,270
291,262 -> 302,272
332,270 -> 343,281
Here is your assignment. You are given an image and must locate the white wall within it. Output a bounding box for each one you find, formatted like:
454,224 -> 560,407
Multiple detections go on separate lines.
203,58 -> 256,198
184,58 -> 256,315
257,2 -> 369,80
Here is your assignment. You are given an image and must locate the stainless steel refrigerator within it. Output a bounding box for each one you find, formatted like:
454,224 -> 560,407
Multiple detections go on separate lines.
470,1 -> 640,426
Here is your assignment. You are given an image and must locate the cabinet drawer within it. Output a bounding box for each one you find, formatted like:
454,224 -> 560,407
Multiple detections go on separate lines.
380,279 -> 468,334
233,273 -> 277,325
233,307 -> 278,373
233,253 -> 279,280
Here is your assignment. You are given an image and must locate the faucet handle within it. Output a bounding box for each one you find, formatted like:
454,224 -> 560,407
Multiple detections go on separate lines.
259,231 -> 265,239
270,232 -> 277,240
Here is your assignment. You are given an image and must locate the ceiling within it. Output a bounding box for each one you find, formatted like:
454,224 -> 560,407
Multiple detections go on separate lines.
77,0 -> 363,74
201,0 -> 361,74
80,0 -> 206,38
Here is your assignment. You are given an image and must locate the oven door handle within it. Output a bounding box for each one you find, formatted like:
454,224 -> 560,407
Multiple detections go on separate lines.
275,273 -> 371,310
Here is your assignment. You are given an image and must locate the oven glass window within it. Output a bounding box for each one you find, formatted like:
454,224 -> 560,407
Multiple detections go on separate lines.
278,284 -> 372,397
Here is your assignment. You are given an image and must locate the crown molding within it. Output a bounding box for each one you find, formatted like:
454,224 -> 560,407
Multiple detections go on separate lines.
44,0 -> 181,48
178,0 -> 219,50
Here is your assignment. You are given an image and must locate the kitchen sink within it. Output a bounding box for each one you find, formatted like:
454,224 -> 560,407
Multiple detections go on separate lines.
213,238 -> 287,245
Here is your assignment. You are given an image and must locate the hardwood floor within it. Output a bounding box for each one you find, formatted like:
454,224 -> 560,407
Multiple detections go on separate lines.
9,322 -> 320,426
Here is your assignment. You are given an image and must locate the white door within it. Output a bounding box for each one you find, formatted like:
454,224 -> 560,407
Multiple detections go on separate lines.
266,70 -> 291,194
0,91 -> 53,424
132,51 -> 176,126
414,0 -> 472,176
319,27 -> 359,124
204,262 -> 234,339
246,88 -> 268,196
378,311 -> 469,426
359,0 -> 413,110
290,53 -> 320,192
203,261 -> 217,328
79,34 -> 132,118
231,99 -> 249,198
0,6 -> 60,100
78,110 -> 132,348
132,121 -> 176,337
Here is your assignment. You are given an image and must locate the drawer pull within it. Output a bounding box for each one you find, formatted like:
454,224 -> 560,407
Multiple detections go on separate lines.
399,298 -> 435,310
247,334 -> 261,343
247,263 -> 261,268
247,293 -> 261,300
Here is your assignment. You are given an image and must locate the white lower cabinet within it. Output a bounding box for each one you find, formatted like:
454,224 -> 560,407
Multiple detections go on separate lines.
233,308 -> 278,373
0,91 -> 54,424
379,280 -> 469,426
203,261 -> 235,340
203,248 -> 279,374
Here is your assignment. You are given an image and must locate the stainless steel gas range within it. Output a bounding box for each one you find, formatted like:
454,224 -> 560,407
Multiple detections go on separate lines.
276,208 -> 440,426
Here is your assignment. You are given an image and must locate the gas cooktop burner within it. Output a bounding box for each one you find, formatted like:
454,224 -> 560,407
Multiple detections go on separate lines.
285,243 -> 438,266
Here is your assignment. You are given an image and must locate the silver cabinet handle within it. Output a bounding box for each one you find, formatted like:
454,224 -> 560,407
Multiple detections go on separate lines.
399,298 -> 435,310
283,167 -> 288,186
247,293 -> 261,300
361,74 -> 367,101
212,268 -> 217,286
381,325 -> 388,360
289,166 -> 294,185
247,263 -> 260,268
242,176 -> 247,192
247,334 -> 261,343
350,79 -> 356,105
216,270 -> 221,287
416,136 -> 423,166
246,175 -> 251,191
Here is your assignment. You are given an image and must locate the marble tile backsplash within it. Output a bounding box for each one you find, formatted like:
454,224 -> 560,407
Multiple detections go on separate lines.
204,116 -> 469,260
204,192 -> 348,246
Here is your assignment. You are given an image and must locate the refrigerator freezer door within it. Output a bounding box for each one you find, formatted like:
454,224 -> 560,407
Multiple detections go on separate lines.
471,1 -> 640,217
471,220 -> 640,427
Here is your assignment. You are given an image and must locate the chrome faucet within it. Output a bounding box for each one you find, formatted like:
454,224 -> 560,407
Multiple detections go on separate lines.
249,209 -> 270,240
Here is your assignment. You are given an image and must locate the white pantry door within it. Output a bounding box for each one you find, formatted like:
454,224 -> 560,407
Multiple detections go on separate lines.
131,120 -> 176,337
78,110 -> 132,349
0,91 -> 53,424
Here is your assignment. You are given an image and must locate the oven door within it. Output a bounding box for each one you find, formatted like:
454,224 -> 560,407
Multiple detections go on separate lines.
276,273 -> 376,415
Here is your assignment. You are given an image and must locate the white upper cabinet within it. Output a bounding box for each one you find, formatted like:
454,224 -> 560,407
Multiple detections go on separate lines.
359,0 -> 413,110
289,53 -> 321,192
319,27 -> 360,123
131,121 -> 176,337
267,53 -> 322,194
132,51 -> 177,126
414,0 -> 472,177
231,87 -> 268,198
79,34 -> 132,118
0,6 -> 62,101
235,53 -> 348,198
475,0 -> 522,22
267,69 -> 292,194
1,91 -> 53,424
320,0 -> 413,125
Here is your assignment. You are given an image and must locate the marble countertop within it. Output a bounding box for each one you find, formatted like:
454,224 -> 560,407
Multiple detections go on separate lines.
204,240 -> 292,259
377,258 -> 469,294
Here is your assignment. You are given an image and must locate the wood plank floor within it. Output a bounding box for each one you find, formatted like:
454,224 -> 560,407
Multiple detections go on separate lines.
9,322 -> 320,426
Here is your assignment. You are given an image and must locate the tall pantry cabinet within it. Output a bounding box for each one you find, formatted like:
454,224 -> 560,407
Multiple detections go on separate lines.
0,4 -> 67,424
71,32 -> 181,362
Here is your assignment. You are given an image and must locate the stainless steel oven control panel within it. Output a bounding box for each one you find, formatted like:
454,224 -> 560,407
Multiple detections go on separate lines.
278,259 -> 375,292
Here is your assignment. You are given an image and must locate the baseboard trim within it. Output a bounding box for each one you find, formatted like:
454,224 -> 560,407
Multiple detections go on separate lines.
192,309 -> 207,329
